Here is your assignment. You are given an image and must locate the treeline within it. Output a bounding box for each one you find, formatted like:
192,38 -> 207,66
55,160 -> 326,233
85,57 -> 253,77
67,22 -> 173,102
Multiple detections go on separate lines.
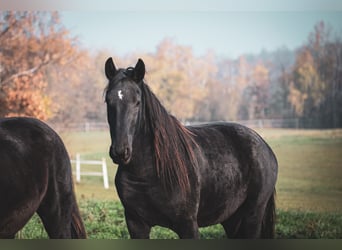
1,12 -> 341,128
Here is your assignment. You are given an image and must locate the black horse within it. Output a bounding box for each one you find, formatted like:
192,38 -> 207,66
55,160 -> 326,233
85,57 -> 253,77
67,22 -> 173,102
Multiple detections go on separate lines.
104,58 -> 278,239
0,117 -> 86,238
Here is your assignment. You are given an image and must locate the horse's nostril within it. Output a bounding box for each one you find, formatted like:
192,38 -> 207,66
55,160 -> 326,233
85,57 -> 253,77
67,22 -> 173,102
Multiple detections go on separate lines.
113,146 -> 129,158
123,148 -> 130,161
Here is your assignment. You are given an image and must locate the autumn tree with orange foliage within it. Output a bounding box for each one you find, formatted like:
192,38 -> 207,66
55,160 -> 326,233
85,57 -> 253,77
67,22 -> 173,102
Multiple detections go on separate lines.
0,11 -> 79,120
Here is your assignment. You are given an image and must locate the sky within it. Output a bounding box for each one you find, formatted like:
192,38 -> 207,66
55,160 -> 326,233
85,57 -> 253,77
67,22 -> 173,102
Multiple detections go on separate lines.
60,11 -> 342,58
2,0 -> 342,59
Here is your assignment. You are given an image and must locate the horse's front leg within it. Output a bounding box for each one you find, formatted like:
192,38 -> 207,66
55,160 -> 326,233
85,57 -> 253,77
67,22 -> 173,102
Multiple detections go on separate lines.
174,218 -> 200,239
124,210 -> 151,239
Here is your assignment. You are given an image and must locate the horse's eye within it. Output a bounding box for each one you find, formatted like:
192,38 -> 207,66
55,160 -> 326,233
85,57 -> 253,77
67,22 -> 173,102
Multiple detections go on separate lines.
135,101 -> 140,107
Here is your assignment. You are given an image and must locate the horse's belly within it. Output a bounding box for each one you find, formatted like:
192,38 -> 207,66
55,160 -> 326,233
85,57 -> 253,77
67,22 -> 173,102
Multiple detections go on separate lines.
197,174 -> 248,227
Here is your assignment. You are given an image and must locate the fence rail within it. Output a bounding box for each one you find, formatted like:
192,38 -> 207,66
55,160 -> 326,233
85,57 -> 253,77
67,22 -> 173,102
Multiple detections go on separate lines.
235,118 -> 299,129
52,122 -> 109,132
51,118 -> 302,132
71,153 -> 109,189
188,118 -> 300,129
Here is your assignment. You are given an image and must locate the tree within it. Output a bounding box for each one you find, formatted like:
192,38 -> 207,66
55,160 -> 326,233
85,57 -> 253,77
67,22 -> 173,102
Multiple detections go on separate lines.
269,47 -> 295,119
0,11 -> 79,120
205,57 -> 251,122
249,63 -> 270,119
307,21 -> 342,127
288,48 -> 325,120
237,58 -> 271,120
286,21 -> 342,128
132,38 -> 212,121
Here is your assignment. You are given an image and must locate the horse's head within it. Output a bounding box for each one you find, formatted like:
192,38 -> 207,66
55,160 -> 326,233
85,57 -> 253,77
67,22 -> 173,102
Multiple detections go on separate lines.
104,58 -> 145,165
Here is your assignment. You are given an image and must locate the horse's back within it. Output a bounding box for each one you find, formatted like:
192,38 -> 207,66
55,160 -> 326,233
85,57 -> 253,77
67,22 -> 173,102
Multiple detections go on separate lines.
0,117 -> 59,154
187,122 -> 278,226
188,121 -> 278,175
0,117 -> 56,192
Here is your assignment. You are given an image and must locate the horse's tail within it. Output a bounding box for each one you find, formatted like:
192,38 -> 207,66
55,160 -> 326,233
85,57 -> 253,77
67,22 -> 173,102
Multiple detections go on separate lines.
71,197 -> 87,239
261,189 -> 276,238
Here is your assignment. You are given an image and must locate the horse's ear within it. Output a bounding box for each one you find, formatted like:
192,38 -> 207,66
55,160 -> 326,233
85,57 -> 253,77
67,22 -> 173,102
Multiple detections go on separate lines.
133,58 -> 145,82
105,57 -> 117,80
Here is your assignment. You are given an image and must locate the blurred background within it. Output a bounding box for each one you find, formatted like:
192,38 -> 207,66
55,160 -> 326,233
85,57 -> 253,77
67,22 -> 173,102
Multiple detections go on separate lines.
1,10 -> 342,130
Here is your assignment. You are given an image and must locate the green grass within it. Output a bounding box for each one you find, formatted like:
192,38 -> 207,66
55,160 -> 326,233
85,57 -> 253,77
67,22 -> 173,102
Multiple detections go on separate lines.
262,130 -> 342,212
16,128 -> 342,239
276,209 -> 342,239
17,201 -> 342,239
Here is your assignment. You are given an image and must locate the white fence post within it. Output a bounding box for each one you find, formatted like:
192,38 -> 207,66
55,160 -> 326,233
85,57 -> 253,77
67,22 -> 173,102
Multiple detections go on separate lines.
76,153 -> 81,183
72,153 -> 109,189
102,158 -> 109,189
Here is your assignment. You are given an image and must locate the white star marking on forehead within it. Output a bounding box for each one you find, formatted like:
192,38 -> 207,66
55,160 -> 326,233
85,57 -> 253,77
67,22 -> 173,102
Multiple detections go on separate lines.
118,90 -> 124,100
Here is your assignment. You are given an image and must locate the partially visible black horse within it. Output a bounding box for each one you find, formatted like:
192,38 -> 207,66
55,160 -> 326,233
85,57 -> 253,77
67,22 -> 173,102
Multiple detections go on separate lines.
104,58 -> 278,239
0,117 -> 86,239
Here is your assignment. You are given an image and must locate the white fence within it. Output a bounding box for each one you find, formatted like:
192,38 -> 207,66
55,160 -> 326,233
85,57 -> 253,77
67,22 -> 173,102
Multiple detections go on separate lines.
71,153 -> 109,189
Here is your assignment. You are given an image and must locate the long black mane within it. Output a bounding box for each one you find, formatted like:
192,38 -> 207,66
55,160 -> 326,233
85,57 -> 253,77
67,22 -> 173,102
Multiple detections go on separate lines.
140,80 -> 199,194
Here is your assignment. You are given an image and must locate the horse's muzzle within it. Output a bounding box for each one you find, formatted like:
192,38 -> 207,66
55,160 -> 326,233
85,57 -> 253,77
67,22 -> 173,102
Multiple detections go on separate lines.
109,145 -> 131,165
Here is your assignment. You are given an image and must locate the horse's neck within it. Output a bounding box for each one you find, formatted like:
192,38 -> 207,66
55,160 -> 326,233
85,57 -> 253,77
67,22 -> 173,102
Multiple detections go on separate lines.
128,129 -> 155,176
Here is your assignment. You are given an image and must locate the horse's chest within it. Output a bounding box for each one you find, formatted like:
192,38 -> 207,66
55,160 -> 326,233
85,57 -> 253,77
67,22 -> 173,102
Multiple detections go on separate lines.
116,170 -> 150,199
116,170 -> 159,205
115,170 -> 195,226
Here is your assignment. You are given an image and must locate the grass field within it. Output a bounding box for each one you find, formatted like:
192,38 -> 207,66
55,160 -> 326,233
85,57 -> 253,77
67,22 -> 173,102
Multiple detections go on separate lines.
17,128 -> 342,238
257,129 -> 342,212
18,201 -> 342,239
